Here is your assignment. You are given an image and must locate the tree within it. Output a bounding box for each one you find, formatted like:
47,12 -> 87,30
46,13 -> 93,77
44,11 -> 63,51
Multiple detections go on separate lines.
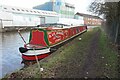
88,0 -> 120,45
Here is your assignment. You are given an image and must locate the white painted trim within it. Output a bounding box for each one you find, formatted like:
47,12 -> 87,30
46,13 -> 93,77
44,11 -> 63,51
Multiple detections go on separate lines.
22,48 -> 50,56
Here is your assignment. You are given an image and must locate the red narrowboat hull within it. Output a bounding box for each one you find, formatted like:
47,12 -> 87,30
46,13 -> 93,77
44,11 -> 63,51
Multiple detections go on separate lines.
19,25 -> 87,62
22,53 -> 50,61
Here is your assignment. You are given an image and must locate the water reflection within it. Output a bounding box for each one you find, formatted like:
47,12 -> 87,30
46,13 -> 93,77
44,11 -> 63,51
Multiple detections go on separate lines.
1,31 -> 30,78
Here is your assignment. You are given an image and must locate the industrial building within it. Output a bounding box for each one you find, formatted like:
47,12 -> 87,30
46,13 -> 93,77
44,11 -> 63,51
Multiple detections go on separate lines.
33,0 -> 84,26
33,0 -> 75,19
33,0 -> 103,26
0,5 -> 58,28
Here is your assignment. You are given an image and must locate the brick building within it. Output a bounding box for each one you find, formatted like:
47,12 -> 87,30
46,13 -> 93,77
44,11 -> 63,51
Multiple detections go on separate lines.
75,12 -> 103,26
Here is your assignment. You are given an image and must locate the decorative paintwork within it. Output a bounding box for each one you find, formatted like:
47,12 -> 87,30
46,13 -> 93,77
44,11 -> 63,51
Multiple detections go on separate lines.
19,26 -> 87,61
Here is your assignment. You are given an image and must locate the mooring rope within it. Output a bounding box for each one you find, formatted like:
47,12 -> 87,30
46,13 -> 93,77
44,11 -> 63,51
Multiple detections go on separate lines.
33,47 -> 42,78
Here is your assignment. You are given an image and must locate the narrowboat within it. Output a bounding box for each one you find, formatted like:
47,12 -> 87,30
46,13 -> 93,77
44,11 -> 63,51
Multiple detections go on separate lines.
19,23 -> 87,62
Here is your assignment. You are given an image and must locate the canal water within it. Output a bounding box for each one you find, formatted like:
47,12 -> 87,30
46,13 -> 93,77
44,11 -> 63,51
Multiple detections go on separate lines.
0,30 -> 30,78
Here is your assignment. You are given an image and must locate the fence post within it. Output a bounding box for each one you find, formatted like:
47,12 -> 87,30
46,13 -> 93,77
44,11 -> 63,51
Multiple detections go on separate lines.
117,2 -> 120,46
117,1 -> 120,79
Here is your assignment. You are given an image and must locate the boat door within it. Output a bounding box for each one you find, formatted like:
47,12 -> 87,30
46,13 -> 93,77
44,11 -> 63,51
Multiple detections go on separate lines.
29,29 -> 49,47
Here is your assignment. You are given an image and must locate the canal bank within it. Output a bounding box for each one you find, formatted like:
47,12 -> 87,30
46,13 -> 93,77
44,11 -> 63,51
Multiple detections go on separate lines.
1,27 -> 118,79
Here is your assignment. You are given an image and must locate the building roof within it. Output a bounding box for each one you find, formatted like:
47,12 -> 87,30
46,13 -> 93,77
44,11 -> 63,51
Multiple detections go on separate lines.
33,2 -> 53,11
76,12 -> 102,19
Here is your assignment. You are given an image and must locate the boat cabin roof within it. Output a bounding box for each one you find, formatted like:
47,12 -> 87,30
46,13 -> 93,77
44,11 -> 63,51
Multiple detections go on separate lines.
38,23 -> 70,28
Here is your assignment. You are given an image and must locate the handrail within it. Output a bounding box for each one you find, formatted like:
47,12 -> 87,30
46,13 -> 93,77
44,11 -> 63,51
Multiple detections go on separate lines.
0,19 -> 13,28
18,28 -> 27,44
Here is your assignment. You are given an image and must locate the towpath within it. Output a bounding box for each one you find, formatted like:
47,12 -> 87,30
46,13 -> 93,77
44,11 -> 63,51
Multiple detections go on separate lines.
48,29 -> 103,78
41,28 -> 118,78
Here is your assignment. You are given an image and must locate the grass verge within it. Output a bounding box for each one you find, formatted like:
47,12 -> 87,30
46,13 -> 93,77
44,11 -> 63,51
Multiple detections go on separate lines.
98,29 -> 118,78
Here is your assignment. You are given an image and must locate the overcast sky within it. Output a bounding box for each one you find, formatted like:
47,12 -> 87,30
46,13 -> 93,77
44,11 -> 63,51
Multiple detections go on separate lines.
0,0 -> 94,14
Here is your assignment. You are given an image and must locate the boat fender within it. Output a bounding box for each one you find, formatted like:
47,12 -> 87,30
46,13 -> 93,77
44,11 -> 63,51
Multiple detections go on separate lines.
19,47 -> 28,53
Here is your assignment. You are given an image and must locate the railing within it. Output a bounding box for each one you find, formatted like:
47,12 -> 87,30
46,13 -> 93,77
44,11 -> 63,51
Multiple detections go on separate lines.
0,19 -> 13,28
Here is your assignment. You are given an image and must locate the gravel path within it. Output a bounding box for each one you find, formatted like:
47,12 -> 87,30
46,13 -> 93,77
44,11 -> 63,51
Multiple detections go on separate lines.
79,30 -> 102,78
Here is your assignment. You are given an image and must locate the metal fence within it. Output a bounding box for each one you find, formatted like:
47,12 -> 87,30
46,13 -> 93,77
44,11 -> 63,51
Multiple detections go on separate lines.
102,2 -> 120,46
